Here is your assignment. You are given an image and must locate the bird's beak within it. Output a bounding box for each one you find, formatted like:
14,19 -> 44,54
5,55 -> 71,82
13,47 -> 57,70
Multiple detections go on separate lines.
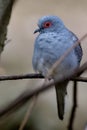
34,28 -> 41,34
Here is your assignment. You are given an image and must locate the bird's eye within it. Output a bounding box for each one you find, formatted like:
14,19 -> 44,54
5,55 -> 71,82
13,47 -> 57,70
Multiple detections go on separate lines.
43,22 -> 52,28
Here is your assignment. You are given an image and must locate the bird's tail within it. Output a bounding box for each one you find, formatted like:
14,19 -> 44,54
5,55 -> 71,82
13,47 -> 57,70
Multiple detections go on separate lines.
55,81 -> 68,120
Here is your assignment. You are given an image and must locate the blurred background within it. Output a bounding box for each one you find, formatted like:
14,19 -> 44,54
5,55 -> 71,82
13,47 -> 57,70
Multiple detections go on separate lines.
0,0 -> 87,129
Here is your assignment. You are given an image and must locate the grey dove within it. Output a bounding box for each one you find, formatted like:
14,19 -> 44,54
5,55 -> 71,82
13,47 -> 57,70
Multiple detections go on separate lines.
32,15 -> 83,120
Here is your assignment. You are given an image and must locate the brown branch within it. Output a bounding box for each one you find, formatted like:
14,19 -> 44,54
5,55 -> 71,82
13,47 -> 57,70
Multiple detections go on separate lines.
0,73 -> 87,82
68,81 -> 78,130
0,62 -> 87,120
71,77 -> 87,82
0,73 -> 44,81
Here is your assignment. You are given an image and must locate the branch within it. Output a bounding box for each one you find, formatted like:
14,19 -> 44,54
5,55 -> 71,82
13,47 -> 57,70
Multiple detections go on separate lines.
68,81 -> 78,130
71,77 -> 87,82
0,73 -> 87,82
0,73 -> 44,81
0,62 -> 87,119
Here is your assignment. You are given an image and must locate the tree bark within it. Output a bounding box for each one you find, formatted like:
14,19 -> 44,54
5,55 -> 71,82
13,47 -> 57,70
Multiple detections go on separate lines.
0,0 -> 16,54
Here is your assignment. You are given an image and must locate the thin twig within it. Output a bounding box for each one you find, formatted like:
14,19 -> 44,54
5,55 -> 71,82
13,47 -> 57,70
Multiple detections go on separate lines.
71,77 -> 87,82
0,62 -> 87,119
68,81 -> 78,130
0,73 -> 44,81
0,74 -> 87,82
19,96 -> 37,130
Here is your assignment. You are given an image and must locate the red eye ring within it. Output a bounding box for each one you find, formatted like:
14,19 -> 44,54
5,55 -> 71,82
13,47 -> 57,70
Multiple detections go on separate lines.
43,22 -> 52,28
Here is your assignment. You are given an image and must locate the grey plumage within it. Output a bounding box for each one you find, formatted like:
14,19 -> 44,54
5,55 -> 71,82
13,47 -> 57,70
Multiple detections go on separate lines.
32,15 -> 83,120
55,81 -> 68,120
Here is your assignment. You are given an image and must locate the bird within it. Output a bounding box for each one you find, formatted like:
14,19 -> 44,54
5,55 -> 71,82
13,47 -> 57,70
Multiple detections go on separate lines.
32,15 -> 83,120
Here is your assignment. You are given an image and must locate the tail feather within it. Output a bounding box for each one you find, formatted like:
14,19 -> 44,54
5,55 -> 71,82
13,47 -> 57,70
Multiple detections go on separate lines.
55,81 -> 68,120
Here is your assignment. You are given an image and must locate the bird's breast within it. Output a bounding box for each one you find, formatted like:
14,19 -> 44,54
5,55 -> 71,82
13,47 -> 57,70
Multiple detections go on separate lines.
33,32 -> 79,78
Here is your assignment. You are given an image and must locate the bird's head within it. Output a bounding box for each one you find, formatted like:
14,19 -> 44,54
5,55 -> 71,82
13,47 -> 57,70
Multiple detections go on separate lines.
34,15 -> 65,34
